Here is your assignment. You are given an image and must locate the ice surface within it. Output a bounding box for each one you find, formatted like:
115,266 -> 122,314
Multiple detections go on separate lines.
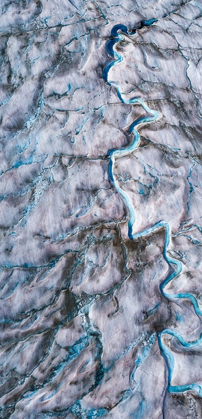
1,0 -> 202,417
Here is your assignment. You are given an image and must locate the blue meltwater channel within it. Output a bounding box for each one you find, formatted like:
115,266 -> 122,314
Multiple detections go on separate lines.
103,20 -> 202,398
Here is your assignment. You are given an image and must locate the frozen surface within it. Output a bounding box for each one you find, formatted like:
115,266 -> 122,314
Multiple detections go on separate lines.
1,0 -> 202,417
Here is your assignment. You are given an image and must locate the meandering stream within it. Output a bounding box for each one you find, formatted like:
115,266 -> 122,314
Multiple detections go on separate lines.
103,20 -> 202,399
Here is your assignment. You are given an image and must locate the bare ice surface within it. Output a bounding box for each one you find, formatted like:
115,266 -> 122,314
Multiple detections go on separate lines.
0,0 -> 202,417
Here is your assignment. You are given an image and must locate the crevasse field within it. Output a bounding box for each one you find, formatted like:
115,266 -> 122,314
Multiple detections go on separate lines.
0,0 -> 202,417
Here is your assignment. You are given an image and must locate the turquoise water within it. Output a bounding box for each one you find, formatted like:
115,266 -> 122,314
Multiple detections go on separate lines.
103,21 -> 202,398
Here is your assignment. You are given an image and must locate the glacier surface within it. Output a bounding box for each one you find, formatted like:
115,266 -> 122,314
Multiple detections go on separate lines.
0,0 -> 202,417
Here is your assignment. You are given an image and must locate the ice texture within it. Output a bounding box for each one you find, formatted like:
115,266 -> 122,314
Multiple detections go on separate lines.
1,0 -> 202,418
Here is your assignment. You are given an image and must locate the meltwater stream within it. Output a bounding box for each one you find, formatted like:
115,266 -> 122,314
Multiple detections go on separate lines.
103,21 -> 202,399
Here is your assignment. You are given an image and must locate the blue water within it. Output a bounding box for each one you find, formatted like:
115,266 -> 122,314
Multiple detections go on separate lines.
103,20 -> 202,398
